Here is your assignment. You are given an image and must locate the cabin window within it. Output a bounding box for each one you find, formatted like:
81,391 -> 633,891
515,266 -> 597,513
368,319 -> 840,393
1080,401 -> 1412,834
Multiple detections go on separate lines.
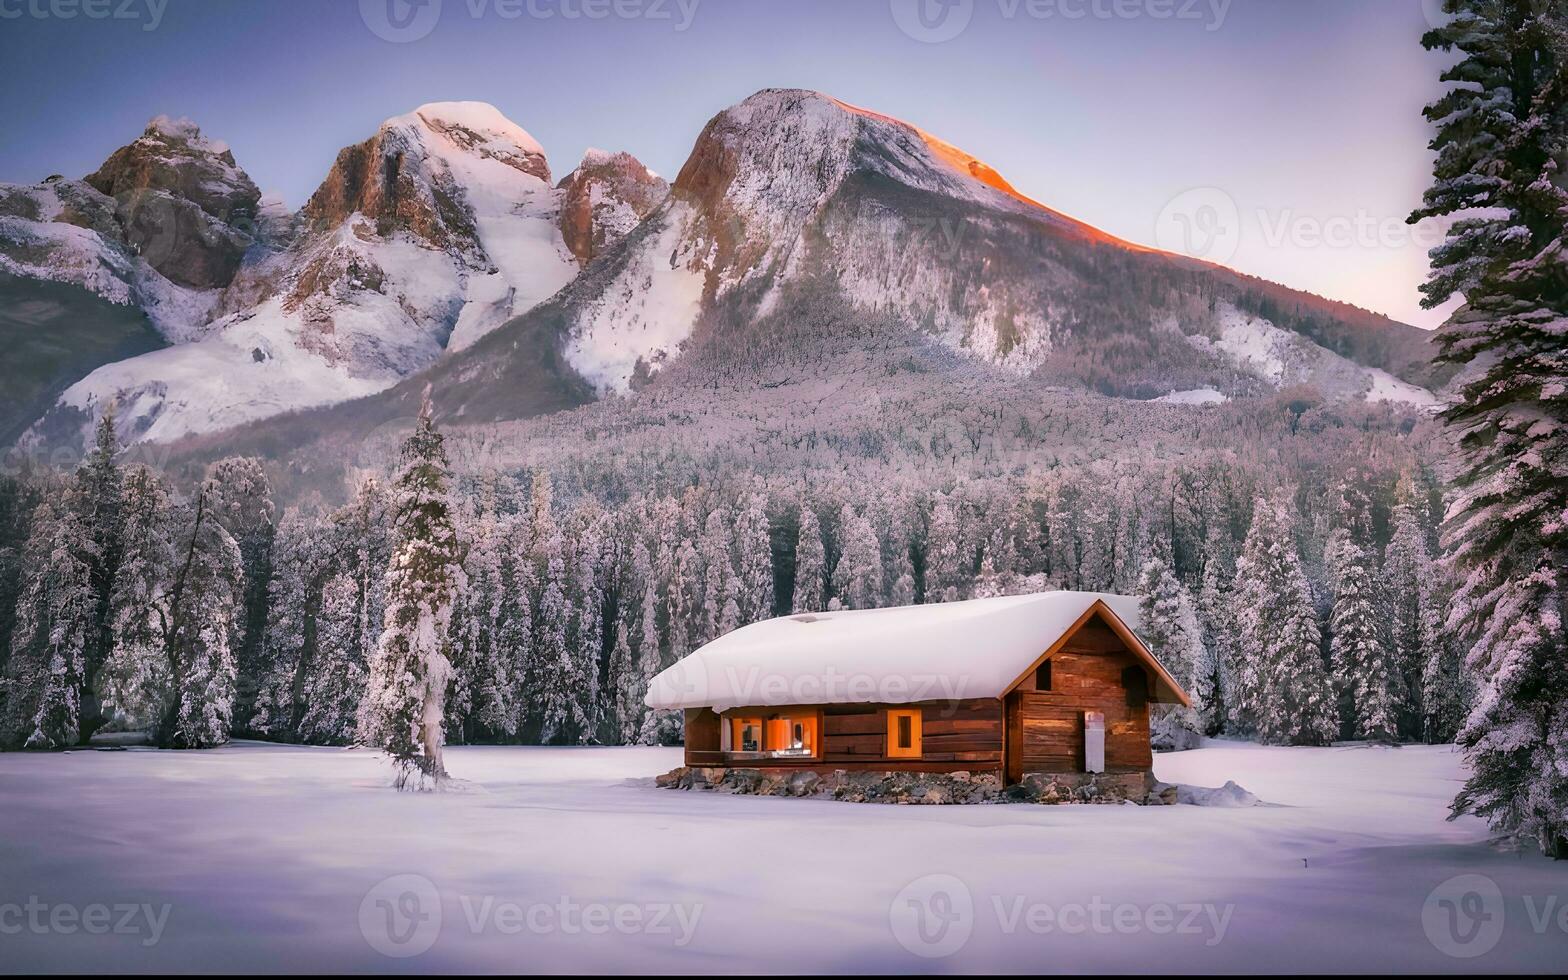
731,717 -> 764,753
1035,660 -> 1053,692
726,712 -> 818,758
887,709 -> 922,758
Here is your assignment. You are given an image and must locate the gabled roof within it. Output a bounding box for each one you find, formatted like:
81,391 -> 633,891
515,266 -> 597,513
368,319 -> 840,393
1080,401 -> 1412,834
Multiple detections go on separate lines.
645,590 -> 1190,712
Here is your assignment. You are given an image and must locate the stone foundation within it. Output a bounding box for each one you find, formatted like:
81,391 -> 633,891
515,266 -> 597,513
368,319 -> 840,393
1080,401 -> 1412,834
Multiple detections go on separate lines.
655,766 -> 1176,806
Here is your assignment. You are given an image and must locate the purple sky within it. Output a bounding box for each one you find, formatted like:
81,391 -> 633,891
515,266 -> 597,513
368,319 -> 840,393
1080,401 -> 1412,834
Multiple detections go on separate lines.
0,0 -> 1456,327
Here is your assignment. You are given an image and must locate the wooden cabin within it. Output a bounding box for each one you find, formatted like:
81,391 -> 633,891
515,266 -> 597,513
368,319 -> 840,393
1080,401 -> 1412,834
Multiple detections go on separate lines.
645,592 -> 1190,783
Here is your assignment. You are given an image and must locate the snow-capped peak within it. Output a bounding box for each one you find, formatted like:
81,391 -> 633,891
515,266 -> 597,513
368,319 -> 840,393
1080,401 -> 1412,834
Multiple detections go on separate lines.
382,101 -> 552,184
405,100 -> 545,155
143,114 -> 229,153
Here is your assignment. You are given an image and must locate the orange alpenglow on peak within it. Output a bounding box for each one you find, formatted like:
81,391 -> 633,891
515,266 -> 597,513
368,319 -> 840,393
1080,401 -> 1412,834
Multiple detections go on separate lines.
824,94 -> 1165,256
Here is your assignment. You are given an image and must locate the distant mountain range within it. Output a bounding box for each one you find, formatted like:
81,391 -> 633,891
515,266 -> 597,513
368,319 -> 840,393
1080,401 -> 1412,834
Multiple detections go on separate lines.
0,89 -> 1442,461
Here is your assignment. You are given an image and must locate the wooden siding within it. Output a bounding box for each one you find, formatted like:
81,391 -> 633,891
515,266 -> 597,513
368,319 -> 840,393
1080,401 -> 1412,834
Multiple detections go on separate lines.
680,614 -> 1154,779
1010,624 -> 1153,775
687,699 -> 1004,771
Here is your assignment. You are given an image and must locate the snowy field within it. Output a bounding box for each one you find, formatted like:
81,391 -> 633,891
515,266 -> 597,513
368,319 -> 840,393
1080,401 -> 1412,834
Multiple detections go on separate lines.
0,741 -> 1562,973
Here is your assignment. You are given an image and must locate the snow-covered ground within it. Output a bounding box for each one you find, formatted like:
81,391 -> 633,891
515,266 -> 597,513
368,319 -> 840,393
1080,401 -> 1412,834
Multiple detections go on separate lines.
0,740 -> 1560,973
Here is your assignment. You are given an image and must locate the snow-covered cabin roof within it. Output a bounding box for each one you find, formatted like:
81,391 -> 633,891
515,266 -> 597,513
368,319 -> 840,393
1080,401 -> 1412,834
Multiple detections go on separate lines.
645,591 -> 1190,712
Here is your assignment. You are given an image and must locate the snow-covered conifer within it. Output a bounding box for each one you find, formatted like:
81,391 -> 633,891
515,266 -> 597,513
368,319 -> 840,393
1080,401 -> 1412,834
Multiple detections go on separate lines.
791,503 -> 826,613
1412,0 -> 1568,856
1330,543 -> 1401,743
356,392 -> 465,787
1136,555 -> 1210,750
1233,492 -> 1339,745
832,504 -> 882,610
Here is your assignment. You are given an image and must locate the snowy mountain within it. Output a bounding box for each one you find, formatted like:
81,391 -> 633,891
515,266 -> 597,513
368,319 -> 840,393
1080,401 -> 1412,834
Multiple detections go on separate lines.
9,89 -> 1439,457
17,103 -> 666,450
0,117 -> 272,442
357,89 -> 1441,433
557,149 -> 669,266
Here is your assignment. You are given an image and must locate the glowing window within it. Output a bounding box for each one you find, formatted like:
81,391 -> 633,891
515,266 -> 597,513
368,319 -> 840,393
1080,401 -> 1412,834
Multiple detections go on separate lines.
887,709 -> 922,758
728,713 -> 818,757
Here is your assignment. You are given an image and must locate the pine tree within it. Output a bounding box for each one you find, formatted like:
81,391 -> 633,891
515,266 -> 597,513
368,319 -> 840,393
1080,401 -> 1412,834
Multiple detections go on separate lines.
8,495 -> 97,748
633,579 -> 663,745
1330,543 -> 1402,744
152,475 -> 245,749
924,493 -> 964,602
698,507 -> 733,643
1412,0 -> 1568,856
1233,492 -> 1340,745
202,457 -> 276,733
1384,486 -> 1444,738
607,619 -> 636,745
74,409 -> 123,740
356,391 -> 466,788
832,504 -> 882,610
734,490 -> 774,622
1136,555 -> 1211,750
298,480 -> 391,744
565,507 -> 605,742
791,503 -> 826,613
528,500 -> 574,744
96,466 -> 172,734
250,512 -> 328,739
451,506 -> 504,742
1196,525 -> 1237,734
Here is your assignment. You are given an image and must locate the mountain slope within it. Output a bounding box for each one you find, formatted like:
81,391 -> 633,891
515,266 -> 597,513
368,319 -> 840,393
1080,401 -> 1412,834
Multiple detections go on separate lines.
16,103 -> 666,451
378,89 -> 1440,428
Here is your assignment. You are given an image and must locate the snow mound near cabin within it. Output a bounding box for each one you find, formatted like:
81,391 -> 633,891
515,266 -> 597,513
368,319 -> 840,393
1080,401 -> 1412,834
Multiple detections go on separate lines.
1176,779 -> 1259,807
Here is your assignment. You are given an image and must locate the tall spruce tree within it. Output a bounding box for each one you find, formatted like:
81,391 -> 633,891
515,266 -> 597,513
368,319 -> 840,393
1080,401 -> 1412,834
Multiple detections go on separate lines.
8,495 -> 97,748
1412,0 -> 1568,856
1330,543 -> 1402,744
1136,555 -> 1211,750
791,503 -> 826,613
1233,493 -> 1340,745
160,474 -> 245,749
356,391 -> 466,788
1384,484 -> 1446,738
95,466 -> 173,735
74,410 -> 123,740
